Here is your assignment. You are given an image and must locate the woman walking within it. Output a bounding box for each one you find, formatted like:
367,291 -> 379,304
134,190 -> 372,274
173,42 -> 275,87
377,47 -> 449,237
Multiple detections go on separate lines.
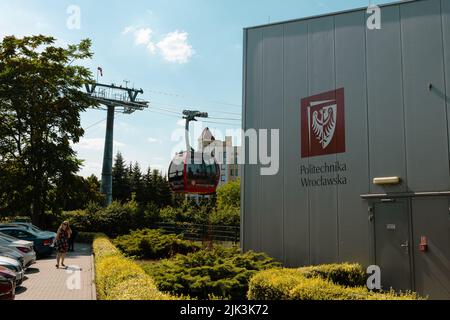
55,221 -> 72,269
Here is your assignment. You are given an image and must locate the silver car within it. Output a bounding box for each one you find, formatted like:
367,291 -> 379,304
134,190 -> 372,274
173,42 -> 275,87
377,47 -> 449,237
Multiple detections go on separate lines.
0,246 -> 24,266
0,233 -> 36,268
0,256 -> 24,286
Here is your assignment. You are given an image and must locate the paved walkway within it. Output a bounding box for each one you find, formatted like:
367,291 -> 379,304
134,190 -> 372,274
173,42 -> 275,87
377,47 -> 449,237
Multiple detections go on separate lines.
15,243 -> 96,300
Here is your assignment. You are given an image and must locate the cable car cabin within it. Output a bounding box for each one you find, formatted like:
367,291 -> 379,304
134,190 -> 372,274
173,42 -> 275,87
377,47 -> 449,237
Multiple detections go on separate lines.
168,152 -> 220,194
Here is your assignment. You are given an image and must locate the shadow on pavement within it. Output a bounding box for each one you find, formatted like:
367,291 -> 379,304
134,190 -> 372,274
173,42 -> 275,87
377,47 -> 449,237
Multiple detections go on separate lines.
25,268 -> 40,274
15,286 -> 28,295
37,243 -> 92,261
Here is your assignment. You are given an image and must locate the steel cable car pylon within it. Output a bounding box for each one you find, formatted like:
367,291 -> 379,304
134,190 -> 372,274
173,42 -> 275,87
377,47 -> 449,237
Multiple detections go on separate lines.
168,111 -> 221,195
85,81 -> 149,206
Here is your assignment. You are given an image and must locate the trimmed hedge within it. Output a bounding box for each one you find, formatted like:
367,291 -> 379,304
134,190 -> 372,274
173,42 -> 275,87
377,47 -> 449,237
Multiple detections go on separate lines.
248,266 -> 422,301
113,229 -> 202,260
93,233 -> 174,300
298,263 -> 366,287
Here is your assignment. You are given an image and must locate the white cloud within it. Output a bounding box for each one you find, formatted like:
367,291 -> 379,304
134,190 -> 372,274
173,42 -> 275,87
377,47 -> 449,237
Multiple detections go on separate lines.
77,162 -> 102,178
122,25 -> 194,64
135,27 -> 153,46
147,42 -> 156,54
148,137 -> 162,144
157,31 -> 194,64
122,26 -> 157,55
122,25 -> 135,35
75,138 -> 125,151
177,119 -> 186,127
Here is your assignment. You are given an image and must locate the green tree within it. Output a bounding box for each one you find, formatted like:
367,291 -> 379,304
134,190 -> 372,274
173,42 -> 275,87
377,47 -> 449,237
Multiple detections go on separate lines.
112,152 -> 130,202
141,167 -> 155,205
49,174 -> 104,212
152,170 -> 172,208
0,35 -> 95,224
216,178 -> 241,209
129,162 -> 144,203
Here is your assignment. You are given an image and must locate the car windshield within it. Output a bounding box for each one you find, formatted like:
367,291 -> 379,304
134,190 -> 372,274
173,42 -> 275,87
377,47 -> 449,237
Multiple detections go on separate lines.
13,223 -> 44,233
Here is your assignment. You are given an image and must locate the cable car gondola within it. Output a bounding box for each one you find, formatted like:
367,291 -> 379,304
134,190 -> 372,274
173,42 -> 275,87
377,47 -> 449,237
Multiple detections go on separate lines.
168,111 -> 220,194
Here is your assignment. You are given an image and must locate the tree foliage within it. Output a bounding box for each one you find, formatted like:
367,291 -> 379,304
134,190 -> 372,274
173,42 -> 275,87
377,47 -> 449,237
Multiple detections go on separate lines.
0,35 -> 96,223
216,178 -> 240,210
112,152 -> 172,208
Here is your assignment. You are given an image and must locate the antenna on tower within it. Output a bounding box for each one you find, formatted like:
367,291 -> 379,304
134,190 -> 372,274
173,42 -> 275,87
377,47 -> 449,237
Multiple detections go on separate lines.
85,81 -> 149,206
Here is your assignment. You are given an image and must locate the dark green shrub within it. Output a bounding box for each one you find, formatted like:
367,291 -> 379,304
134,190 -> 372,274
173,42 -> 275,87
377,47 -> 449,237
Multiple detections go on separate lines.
159,202 -> 210,225
113,229 -> 202,260
76,232 -> 98,243
142,247 -> 280,300
61,201 -> 139,237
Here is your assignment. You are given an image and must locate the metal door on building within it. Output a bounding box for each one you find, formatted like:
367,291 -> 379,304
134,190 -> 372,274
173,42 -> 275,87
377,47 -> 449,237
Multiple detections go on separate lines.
371,199 -> 414,292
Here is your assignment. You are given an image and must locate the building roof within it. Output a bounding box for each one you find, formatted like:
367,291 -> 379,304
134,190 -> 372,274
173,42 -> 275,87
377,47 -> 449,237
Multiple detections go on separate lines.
199,127 -> 215,142
244,0 -> 420,30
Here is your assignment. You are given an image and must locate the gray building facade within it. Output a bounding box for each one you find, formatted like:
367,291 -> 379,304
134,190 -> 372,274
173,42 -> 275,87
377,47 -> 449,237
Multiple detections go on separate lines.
242,0 -> 450,299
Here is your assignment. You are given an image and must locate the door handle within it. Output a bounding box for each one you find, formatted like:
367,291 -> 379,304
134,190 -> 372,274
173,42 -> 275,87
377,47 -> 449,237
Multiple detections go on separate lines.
401,241 -> 409,251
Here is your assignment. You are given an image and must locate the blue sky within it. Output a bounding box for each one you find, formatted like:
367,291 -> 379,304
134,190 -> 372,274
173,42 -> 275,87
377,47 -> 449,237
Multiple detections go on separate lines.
0,0 -> 396,177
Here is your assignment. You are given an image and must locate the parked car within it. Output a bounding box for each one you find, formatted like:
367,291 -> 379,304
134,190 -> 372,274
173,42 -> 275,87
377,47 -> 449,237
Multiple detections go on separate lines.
0,256 -> 24,286
0,233 -> 37,266
0,223 -> 57,239
0,243 -> 35,268
0,247 -> 24,267
0,227 -> 54,256
0,266 -> 16,300
0,232 -> 34,248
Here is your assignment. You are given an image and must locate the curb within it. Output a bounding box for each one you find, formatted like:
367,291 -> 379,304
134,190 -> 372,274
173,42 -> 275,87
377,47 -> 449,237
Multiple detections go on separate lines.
90,246 -> 97,300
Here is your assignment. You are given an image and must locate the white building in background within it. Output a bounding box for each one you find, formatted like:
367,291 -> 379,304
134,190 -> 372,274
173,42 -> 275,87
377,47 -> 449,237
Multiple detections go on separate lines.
186,128 -> 241,202
198,128 -> 241,187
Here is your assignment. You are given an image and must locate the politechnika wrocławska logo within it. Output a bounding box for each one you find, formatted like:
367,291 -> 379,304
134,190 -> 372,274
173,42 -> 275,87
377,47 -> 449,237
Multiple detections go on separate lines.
301,88 -> 346,158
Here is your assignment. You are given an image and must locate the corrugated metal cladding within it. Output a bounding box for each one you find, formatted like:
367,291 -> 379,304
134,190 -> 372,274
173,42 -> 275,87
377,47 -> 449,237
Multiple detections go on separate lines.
242,0 -> 450,299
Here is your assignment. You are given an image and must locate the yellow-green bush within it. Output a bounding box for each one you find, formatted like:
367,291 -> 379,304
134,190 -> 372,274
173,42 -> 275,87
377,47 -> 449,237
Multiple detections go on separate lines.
298,263 -> 366,287
93,234 -> 174,300
248,267 -> 422,301
247,269 -> 302,300
93,234 -> 121,260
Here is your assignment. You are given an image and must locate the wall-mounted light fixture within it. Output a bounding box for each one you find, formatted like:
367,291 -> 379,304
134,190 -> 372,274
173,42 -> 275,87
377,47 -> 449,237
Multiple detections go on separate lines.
373,177 -> 402,186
